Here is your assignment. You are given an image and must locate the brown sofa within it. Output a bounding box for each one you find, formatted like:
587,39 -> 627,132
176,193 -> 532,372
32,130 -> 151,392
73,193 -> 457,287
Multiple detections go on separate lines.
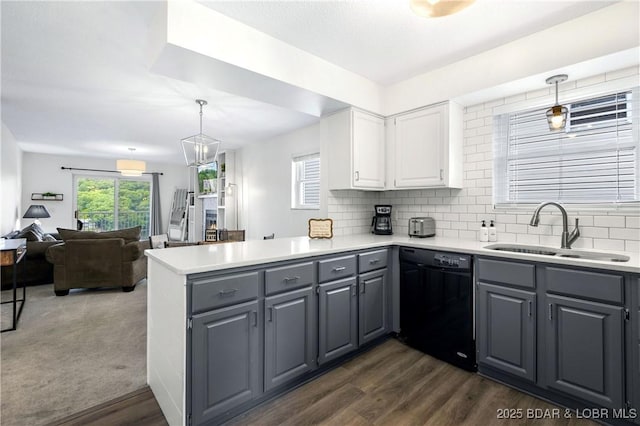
1,224 -> 61,289
45,226 -> 149,296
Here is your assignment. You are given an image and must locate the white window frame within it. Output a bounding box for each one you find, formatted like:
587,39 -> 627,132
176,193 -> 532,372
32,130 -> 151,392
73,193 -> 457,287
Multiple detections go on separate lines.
291,153 -> 320,210
492,84 -> 640,213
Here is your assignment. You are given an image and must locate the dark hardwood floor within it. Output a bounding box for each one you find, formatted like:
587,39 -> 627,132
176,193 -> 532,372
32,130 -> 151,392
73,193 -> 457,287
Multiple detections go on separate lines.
50,339 -> 596,426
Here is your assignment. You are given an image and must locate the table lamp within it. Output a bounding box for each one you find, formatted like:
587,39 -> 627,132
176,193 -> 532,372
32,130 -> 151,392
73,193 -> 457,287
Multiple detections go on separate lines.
23,205 -> 50,226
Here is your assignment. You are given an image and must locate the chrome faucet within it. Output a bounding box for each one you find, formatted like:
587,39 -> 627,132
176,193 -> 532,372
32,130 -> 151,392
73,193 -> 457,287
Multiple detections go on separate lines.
529,202 -> 580,249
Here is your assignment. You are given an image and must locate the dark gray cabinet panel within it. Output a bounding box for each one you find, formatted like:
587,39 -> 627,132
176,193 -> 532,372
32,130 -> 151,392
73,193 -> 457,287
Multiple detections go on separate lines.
477,258 -> 535,288
359,269 -> 387,345
544,267 -> 623,304
318,277 -> 358,364
191,271 -> 259,312
265,262 -> 314,295
630,276 -> 640,419
191,300 -> 260,425
359,249 -> 389,274
264,287 -> 316,391
545,294 -> 623,409
477,283 -> 536,382
318,255 -> 357,283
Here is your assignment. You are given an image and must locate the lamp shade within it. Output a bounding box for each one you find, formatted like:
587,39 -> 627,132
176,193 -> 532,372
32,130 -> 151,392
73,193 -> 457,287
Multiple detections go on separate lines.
23,205 -> 51,219
116,159 -> 146,177
546,104 -> 568,131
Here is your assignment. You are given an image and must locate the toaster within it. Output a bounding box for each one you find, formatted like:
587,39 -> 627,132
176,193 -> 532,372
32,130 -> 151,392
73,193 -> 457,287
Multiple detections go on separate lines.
408,217 -> 435,238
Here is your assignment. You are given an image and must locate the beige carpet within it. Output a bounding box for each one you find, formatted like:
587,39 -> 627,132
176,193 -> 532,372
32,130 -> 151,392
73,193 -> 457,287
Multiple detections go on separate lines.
0,282 -> 147,426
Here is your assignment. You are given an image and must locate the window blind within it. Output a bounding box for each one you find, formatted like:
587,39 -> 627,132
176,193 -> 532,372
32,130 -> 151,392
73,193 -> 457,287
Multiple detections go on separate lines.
493,88 -> 639,206
292,154 -> 320,208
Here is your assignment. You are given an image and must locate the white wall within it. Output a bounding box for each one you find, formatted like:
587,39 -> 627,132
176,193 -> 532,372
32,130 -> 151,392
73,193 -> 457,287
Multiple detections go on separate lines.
0,123 -> 23,235
20,153 -> 189,234
238,123 -> 328,240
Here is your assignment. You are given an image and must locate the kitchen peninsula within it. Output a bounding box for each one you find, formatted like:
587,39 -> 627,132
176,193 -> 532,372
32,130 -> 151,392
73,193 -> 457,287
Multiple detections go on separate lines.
145,235 -> 640,426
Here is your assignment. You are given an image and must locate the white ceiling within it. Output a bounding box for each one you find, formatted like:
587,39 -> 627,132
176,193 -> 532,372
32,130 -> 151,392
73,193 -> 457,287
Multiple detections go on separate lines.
202,0 -> 616,85
0,0 -> 626,164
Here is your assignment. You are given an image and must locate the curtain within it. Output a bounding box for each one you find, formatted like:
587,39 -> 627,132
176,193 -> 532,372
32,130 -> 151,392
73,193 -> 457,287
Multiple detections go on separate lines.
151,173 -> 162,234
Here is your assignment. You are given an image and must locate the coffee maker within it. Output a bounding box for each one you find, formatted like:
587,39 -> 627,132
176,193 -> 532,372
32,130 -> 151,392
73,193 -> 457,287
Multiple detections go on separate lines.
371,205 -> 393,235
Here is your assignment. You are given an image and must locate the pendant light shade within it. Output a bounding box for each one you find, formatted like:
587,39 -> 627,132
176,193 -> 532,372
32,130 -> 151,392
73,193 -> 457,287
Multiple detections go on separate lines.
116,148 -> 146,177
410,0 -> 476,18
545,74 -> 569,131
181,99 -> 221,167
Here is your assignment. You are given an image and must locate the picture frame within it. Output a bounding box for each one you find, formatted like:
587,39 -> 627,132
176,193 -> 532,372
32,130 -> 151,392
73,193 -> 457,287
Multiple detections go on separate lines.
308,218 -> 333,239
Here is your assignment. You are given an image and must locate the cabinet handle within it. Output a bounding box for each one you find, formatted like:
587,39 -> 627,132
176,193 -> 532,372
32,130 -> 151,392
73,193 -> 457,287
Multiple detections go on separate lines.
218,288 -> 238,297
268,307 -> 273,322
369,259 -> 380,264
439,169 -> 444,180
528,301 -> 532,317
332,266 -> 346,272
252,311 -> 258,327
361,282 -> 366,294
284,276 -> 300,283
355,171 -> 360,181
548,303 -> 553,321
351,284 -> 357,296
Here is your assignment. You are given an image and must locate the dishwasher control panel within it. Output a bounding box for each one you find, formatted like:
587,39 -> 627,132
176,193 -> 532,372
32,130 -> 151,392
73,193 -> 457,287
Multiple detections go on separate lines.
433,253 -> 471,270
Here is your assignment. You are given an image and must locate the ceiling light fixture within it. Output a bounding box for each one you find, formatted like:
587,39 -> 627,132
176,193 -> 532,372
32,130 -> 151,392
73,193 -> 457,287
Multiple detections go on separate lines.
116,148 -> 146,177
409,0 -> 476,18
181,99 -> 221,167
545,74 -> 569,131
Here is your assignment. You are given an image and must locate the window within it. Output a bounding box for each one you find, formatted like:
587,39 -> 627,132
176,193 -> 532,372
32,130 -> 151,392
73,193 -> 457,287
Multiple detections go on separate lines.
493,88 -> 639,206
75,176 -> 151,239
292,154 -> 320,209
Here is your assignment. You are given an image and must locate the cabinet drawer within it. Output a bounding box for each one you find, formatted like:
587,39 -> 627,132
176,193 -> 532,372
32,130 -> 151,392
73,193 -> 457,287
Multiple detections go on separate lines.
544,267 -> 623,304
359,249 -> 388,274
477,258 -> 535,289
191,272 -> 260,312
265,262 -> 314,295
318,255 -> 357,283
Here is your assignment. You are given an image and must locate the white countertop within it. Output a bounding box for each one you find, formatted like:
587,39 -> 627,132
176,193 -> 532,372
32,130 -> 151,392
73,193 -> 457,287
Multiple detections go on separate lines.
145,234 -> 640,276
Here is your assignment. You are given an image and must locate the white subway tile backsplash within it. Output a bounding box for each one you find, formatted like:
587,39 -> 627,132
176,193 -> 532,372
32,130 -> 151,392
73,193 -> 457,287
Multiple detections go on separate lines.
593,216 -> 626,228
593,239 -> 625,251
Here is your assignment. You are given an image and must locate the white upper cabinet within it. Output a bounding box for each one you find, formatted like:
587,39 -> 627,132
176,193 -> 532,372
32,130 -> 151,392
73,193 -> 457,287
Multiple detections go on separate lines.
388,101 -> 463,189
326,108 -> 385,190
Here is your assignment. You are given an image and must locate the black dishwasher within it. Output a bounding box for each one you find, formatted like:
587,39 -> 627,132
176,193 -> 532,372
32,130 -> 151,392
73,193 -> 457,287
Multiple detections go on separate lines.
399,247 -> 476,372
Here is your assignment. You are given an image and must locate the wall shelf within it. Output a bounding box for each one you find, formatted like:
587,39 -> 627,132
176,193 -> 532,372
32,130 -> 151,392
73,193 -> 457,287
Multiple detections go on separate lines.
31,193 -> 63,201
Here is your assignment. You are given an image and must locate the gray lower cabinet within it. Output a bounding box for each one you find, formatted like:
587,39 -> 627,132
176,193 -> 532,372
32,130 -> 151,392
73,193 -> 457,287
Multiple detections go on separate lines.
477,282 -> 536,382
359,269 -> 387,345
264,287 -> 316,391
544,294 -> 624,409
318,276 -> 358,364
191,300 -> 261,425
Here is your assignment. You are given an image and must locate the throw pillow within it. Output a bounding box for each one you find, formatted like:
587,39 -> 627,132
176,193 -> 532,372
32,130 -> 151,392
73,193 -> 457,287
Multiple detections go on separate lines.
15,224 -> 44,242
42,234 -> 58,242
57,226 -> 141,244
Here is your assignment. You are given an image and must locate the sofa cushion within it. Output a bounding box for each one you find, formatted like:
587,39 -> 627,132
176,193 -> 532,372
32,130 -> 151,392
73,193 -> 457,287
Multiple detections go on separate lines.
15,223 -> 44,242
57,226 -> 141,244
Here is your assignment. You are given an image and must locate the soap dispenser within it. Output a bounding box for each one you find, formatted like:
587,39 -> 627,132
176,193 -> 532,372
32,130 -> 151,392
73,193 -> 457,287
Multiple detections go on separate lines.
488,220 -> 497,242
480,220 -> 489,242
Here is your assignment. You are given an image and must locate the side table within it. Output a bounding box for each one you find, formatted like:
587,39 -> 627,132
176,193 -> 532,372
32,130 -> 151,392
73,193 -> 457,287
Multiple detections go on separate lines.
1,238 -> 27,332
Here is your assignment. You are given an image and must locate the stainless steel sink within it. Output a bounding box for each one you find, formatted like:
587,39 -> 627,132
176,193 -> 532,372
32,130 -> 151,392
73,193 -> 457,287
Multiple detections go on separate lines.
485,244 -> 630,262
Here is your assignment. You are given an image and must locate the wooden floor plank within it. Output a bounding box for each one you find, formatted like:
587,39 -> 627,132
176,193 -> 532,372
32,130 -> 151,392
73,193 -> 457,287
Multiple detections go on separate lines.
50,340 -> 598,426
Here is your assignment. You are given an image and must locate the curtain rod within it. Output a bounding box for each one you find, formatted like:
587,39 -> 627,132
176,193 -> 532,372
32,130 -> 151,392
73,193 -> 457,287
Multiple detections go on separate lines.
61,167 -> 163,175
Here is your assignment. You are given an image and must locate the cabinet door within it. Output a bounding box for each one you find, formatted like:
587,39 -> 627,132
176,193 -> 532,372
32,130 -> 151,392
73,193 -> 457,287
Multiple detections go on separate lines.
394,105 -> 446,188
191,301 -> 260,425
352,110 -> 385,189
318,277 -> 358,364
477,283 -> 536,382
545,294 -> 623,408
359,269 -> 387,345
264,287 -> 316,391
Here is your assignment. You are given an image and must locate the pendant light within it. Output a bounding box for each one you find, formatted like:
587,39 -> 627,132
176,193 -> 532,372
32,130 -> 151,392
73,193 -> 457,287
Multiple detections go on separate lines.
116,148 -> 146,177
181,99 -> 221,167
410,0 -> 476,18
545,74 -> 569,131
